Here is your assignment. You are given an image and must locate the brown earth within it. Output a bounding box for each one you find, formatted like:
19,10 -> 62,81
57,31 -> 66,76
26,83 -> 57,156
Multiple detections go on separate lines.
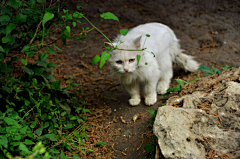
48,0 -> 240,158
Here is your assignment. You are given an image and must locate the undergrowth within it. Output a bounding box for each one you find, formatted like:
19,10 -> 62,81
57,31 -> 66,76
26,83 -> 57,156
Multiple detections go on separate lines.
0,0 -> 117,158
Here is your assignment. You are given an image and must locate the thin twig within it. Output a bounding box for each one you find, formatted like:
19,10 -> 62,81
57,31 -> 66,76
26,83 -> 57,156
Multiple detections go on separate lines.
30,20 -> 43,45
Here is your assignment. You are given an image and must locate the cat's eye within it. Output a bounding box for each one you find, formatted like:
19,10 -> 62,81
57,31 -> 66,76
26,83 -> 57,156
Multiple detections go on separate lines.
116,60 -> 122,64
129,59 -> 135,62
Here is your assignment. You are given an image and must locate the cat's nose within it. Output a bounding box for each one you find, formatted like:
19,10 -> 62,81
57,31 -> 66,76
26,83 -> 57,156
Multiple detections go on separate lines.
124,69 -> 129,72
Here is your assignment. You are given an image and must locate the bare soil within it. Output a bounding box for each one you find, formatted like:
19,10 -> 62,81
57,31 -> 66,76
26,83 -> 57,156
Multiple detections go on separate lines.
49,0 -> 240,158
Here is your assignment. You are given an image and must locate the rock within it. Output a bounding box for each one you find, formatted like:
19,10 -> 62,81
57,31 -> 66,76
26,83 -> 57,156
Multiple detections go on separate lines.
153,67 -> 240,159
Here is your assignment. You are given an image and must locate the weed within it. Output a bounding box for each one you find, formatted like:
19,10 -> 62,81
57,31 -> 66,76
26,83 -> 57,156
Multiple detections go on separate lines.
0,1 -> 112,158
198,65 -> 221,77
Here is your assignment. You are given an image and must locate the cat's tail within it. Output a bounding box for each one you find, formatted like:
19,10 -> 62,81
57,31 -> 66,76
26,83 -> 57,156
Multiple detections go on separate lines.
174,49 -> 200,72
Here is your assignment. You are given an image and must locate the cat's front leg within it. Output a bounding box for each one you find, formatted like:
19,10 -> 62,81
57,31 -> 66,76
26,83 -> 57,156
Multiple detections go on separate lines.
143,80 -> 158,106
124,83 -> 141,106
157,67 -> 173,94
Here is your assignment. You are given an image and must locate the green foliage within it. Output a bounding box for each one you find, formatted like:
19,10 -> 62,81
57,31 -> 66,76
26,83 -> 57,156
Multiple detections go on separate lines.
100,12 -> 119,22
136,54 -> 141,65
0,1 -> 94,158
221,65 -> 234,70
198,65 -> 221,77
120,29 -> 129,36
95,141 -> 106,146
144,136 -> 157,159
100,51 -> 111,69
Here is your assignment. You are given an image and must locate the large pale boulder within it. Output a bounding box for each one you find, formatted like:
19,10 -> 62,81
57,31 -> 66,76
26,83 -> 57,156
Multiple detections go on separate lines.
153,67 -> 240,159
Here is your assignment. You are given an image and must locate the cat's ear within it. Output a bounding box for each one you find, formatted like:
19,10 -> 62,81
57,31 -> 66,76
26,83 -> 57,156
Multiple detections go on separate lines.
133,35 -> 142,49
105,42 -> 117,48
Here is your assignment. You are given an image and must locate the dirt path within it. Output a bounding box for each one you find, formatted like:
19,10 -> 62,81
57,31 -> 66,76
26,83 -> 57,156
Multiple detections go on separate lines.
52,0 -> 240,158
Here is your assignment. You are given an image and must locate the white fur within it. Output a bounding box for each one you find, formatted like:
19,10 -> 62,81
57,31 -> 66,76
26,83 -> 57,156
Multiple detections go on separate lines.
108,22 -> 199,106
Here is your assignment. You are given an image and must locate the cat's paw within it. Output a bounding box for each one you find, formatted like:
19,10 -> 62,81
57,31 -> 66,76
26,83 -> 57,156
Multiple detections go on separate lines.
157,88 -> 167,95
145,97 -> 157,106
129,98 -> 141,106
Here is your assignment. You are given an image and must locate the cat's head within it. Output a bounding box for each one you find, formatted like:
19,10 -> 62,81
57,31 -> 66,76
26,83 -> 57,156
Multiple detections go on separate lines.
108,36 -> 143,74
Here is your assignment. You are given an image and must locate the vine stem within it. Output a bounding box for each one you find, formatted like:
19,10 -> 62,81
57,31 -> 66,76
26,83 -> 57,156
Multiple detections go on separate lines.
83,16 -> 114,47
117,48 -> 146,51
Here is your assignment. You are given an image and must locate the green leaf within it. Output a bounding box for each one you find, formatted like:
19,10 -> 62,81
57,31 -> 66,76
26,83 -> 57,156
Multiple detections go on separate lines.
21,66 -> 34,76
136,55 -> 141,65
35,127 -> 43,136
30,119 -> 38,129
73,22 -> 76,27
40,53 -> 48,61
20,58 -> 27,65
62,34 -> 67,45
198,65 -> 213,74
53,45 -> 61,51
48,47 -> 55,54
6,23 -> 16,36
42,12 -> 54,27
77,6 -> 83,10
4,117 -> 18,126
65,14 -> 73,21
64,123 -> 73,129
0,45 -> 4,53
24,139 -> 35,145
61,151 -> 66,159
47,62 -> 58,67
96,141 -> 106,146
212,66 -> 221,75
19,143 -> 30,153
2,37 -> 13,43
144,142 -> 155,153
151,52 -> 155,57
3,86 -> 12,93
0,135 -> 8,148
0,15 -> 11,24
52,79 -> 61,90
65,26 -> 71,38
15,13 -> 27,23
120,29 -> 128,36
43,134 -> 57,141
188,78 -> 198,83
146,34 -> 150,37
205,73 -> 211,77
73,12 -> 83,18
43,73 -> 55,81
4,45 -> 10,54
221,65 -> 231,70
22,45 -> 30,52
176,79 -> 185,87
100,51 -> 110,69
0,53 -> 4,61
24,99 -> 30,106
32,78 -> 37,85
92,55 -> 101,65
100,12 -> 119,22
148,110 -> 155,115
8,0 -> 22,9
102,46 -> 113,51
28,0 -> 36,6
70,116 -> 77,120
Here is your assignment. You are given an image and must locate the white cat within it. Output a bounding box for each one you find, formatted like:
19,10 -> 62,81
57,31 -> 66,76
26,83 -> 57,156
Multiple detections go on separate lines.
107,22 -> 199,106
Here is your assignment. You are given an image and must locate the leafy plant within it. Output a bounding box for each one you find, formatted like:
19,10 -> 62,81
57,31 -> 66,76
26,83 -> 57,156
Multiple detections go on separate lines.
198,65 -> 221,77
220,65 -> 234,70
0,1 -> 96,158
144,136 -> 157,159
